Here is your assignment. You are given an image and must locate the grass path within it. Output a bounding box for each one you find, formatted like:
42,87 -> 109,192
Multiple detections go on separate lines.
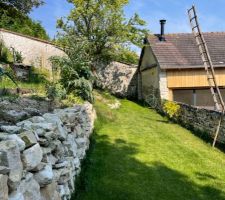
74,93 -> 225,200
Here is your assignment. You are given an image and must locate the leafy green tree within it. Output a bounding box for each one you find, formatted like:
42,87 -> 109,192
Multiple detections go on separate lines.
0,0 -> 44,14
0,2 -> 49,40
57,0 -> 148,65
111,45 -> 139,65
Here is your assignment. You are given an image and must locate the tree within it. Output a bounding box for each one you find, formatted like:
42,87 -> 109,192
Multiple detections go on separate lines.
57,0 -> 148,65
0,0 -> 44,14
0,2 -> 49,40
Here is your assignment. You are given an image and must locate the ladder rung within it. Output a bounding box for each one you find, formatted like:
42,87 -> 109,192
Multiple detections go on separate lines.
188,7 -> 194,12
190,16 -> 197,21
197,42 -> 205,46
200,51 -> 207,55
192,25 -> 198,30
195,33 -> 201,37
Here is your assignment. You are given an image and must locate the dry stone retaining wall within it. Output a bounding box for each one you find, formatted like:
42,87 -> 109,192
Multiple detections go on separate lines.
164,101 -> 225,144
0,102 -> 96,200
177,103 -> 225,143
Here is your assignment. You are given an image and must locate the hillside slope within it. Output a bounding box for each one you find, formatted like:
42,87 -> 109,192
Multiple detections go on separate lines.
73,92 -> 225,200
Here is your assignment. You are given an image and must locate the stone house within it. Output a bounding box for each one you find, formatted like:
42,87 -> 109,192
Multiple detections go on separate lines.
138,20 -> 225,109
0,29 -> 66,72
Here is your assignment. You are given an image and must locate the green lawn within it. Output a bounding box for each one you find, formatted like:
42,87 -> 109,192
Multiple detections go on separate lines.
74,93 -> 225,200
0,77 -> 46,95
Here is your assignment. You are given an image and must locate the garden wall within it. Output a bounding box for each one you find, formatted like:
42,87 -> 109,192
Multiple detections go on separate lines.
0,29 -> 66,71
0,102 -> 96,200
96,61 -> 138,99
165,101 -> 225,144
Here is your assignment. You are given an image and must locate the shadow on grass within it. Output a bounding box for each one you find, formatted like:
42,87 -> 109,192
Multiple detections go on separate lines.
72,133 -> 225,200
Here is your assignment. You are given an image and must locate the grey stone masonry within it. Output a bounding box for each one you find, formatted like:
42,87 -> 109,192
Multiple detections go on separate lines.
0,102 -> 96,200
97,61 -> 138,98
166,101 -> 225,144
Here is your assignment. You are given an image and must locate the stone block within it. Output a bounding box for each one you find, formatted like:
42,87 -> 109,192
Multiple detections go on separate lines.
19,131 -> 37,148
0,174 -> 8,200
40,181 -> 61,200
0,140 -> 23,190
34,164 -> 53,187
22,143 -> 43,171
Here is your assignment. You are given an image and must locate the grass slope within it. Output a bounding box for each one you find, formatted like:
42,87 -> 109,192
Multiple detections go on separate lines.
74,92 -> 225,200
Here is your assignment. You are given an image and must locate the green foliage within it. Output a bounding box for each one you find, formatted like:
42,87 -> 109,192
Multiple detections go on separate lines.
62,93 -> 84,106
0,40 -> 13,64
112,45 -> 139,64
13,50 -> 24,63
46,82 -> 66,101
50,37 -> 94,103
0,66 -> 18,86
163,101 -> 180,118
57,0 -> 148,64
0,0 -> 44,14
0,2 -> 49,40
28,67 -> 50,83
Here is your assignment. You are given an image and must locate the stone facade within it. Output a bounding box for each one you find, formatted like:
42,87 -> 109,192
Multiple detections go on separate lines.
0,102 -> 96,200
0,29 -> 66,71
96,61 -> 138,98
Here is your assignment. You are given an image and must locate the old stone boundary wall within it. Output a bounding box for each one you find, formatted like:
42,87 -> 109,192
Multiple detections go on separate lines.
0,29 -> 66,71
96,61 -> 138,99
0,102 -> 96,200
164,101 -> 225,144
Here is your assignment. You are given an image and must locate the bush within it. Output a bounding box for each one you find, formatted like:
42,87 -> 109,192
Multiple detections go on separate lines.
163,101 -> 180,118
62,93 -> 84,107
50,37 -> 94,103
14,50 -> 24,63
28,67 -> 50,83
0,66 -> 18,87
45,82 -> 66,101
0,40 -> 13,64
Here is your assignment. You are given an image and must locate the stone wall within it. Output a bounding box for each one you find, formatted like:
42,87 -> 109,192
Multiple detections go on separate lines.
0,102 -> 96,200
164,101 -> 225,144
0,29 -> 66,71
96,61 -> 138,98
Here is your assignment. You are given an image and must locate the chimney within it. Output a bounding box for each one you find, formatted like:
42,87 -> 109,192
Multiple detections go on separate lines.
159,19 -> 166,41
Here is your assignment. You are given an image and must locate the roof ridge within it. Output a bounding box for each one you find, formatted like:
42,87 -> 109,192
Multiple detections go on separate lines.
149,31 -> 225,37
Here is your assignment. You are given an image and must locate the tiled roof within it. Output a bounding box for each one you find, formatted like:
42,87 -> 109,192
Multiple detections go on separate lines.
147,32 -> 225,69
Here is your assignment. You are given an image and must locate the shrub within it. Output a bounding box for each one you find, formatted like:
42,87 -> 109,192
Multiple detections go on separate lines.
62,93 -> 84,107
50,37 -> 94,103
163,101 -> 180,118
14,50 -> 24,63
45,82 -> 66,101
0,66 -> 18,87
28,67 -> 50,83
0,40 -> 13,64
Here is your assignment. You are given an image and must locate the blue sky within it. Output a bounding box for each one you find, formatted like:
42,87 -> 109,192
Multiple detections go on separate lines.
30,0 -> 225,38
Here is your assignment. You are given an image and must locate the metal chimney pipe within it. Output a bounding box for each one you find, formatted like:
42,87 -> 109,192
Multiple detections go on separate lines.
160,19 -> 166,41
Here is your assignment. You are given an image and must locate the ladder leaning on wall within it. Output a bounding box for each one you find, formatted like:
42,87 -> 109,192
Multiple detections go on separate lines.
187,5 -> 225,147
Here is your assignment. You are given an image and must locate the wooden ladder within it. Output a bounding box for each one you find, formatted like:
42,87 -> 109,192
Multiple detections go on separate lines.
188,5 -> 225,147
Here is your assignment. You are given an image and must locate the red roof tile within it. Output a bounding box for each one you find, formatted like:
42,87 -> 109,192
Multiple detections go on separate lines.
147,32 -> 225,69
